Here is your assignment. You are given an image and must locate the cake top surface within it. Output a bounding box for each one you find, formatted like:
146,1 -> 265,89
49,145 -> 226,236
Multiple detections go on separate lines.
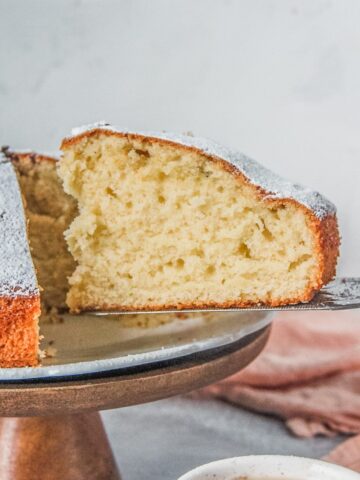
0,154 -> 39,297
64,122 -> 336,219
3,148 -> 60,162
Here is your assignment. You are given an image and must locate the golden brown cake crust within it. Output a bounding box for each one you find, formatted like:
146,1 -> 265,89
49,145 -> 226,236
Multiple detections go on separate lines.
0,296 -> 40,367
62,127 -> 340,311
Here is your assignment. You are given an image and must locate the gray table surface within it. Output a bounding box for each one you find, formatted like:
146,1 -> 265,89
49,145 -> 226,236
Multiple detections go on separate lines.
102,397 -> 343,480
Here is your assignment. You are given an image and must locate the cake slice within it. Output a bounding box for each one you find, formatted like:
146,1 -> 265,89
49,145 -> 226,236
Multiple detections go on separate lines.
0,154 -> 40,366
59,124 -> 340,312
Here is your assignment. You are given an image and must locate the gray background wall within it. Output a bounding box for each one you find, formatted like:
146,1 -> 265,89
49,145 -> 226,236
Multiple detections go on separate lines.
1,0 -> 359,276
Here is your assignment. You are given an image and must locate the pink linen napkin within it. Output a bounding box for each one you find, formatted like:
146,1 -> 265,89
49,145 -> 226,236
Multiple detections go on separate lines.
193,311 -> 360,471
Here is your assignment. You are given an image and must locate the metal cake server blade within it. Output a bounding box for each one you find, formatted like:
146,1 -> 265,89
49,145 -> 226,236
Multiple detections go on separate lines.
84,277 -> 360,315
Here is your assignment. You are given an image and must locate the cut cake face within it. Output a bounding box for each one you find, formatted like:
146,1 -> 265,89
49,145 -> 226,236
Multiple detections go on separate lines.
9,151 -> 77,314
59,124 -> 340,312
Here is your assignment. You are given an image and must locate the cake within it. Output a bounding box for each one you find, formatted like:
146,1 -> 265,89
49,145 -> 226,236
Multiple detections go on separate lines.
59,123 -> 340,312
0,127 -> 340,367
7,150 -> 77,314
0,153 -> 40,366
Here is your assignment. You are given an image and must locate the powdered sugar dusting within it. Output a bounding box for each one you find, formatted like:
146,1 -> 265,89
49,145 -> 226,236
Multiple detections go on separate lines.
67,122 -> 336,219
0,154 -> 38,297
318,277 -> 360,308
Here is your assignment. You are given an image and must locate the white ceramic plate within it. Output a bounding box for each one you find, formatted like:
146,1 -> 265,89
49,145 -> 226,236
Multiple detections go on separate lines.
0,311 -> 272,382
178,455 -> 360,479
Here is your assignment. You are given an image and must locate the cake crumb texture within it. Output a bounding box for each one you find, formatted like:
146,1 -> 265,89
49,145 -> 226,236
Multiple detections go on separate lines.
59,128 -> 340,311
11,152 -> 77,316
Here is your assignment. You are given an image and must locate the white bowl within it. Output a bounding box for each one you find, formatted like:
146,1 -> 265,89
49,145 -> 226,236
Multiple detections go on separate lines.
178,455 -> 360,479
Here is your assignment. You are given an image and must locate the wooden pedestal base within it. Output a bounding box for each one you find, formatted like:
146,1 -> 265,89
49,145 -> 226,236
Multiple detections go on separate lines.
0,327 -> 270,479
0,413 -> 120,480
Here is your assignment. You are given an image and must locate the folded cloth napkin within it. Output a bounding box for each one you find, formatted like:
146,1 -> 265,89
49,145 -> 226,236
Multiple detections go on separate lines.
193,311 -> 360,471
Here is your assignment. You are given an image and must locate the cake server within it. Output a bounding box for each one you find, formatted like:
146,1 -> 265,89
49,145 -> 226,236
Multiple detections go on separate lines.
84,277 -> 360,315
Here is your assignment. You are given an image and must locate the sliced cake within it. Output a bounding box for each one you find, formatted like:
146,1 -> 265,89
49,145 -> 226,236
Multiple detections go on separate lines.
0,154 -> 40,366
59,124 -> 340,312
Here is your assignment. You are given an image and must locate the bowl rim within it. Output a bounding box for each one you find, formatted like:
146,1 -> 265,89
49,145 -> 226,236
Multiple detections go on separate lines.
177,454 -> 360,479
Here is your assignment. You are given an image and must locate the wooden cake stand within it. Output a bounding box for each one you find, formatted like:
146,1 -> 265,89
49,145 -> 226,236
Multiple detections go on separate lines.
0,313 -> 271,479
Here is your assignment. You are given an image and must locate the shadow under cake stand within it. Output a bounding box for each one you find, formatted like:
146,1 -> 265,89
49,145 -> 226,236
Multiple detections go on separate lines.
0,312 -> 272,479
